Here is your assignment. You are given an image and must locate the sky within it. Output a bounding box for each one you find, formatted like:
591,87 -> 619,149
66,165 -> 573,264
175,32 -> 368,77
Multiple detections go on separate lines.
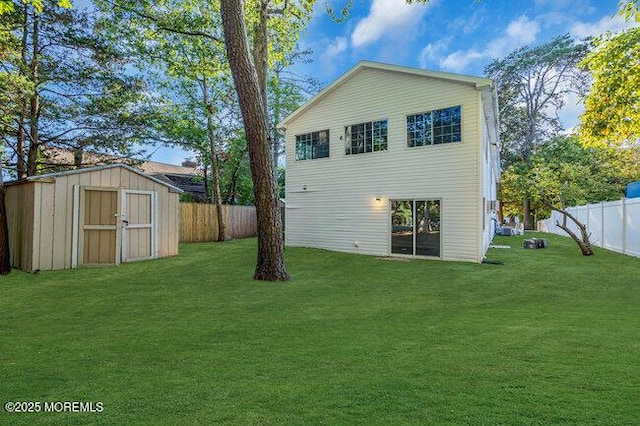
152,0 -> 637,165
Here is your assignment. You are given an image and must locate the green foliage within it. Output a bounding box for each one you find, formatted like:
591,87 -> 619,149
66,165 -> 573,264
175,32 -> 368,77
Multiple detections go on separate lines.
1,236 -> 639,423
1,2 -> 158,177
277,165 -> 285,198
0,0 -> 70,15
500,136 -> 639,219
618,0 -> 640,22
579,27 -> 640,148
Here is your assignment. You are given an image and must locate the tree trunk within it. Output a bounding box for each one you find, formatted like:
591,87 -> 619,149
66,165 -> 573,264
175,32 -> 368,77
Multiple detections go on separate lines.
554,208 -> 594,256
73,147 -> 84,168
224,159 -> 241,204
26,9 -> 40,177
272,73 -> 281,174
16,4 -> 29,180
0,155 -> 11,274
523,198 -> 533,230
16,111 -> 27,179
220,0 -> 289,281
202,78 -> 226,241
202,157 -> 209,202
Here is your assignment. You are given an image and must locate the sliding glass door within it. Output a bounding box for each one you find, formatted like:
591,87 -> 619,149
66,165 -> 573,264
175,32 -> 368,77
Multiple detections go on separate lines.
391,199 -> 440,257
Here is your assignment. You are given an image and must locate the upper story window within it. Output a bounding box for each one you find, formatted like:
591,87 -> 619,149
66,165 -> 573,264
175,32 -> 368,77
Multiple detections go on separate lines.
345,120 -> 388,155
295,130 -> 330,161
407,105 -> 461,147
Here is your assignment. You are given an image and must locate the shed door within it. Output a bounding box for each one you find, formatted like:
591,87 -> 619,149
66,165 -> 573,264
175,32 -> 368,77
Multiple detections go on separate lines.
121,190 -> 157,262
79,188 -> 119,266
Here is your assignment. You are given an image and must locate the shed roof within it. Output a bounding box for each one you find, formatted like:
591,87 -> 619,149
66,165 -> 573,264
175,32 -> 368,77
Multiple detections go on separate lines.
15,163 -> 184,193
278,60 -> 494,128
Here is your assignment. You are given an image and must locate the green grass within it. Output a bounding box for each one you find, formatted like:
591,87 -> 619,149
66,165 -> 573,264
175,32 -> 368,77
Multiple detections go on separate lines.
1,232 -> 639,425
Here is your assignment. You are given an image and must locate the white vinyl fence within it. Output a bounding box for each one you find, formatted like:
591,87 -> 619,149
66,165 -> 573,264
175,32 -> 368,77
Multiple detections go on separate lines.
538,198 -> 640,258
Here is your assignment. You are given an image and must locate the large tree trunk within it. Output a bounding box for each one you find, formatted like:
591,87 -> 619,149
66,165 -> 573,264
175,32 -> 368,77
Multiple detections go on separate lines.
202,78 -> 226,241
220,0 -> 289,281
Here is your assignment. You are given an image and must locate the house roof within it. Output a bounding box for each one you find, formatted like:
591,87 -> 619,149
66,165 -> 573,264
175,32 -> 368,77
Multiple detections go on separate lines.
20,163 -> 184,193
278,60 -> 494,128
42,147 -> 203,176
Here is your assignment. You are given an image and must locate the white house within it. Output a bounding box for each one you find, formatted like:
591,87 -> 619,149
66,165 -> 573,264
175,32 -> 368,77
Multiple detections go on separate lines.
279,61 -> 500,263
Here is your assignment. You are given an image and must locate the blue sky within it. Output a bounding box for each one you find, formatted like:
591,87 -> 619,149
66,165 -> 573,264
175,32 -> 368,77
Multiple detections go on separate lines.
153,0 -> 636,165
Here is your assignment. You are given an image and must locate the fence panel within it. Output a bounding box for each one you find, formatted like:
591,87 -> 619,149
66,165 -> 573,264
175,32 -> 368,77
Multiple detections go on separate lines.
603,201 -> 624,253
587,204 -> 603,246
179,203 -> 257,243
537,198 -> 640,258
626,198 -> 640,257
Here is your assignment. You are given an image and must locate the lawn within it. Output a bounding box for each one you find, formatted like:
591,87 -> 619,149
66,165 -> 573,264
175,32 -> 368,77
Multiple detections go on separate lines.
1,233 -> 639,425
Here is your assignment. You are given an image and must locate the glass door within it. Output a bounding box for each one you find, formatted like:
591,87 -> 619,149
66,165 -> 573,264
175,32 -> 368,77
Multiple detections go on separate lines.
391,199 -> 441,257
416,200 -> 440,257
391,200 -> 414,255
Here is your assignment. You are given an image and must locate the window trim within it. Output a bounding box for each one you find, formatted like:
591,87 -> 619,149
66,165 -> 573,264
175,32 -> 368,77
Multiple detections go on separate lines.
406,105 -> 462,148
344,118 -> 388,156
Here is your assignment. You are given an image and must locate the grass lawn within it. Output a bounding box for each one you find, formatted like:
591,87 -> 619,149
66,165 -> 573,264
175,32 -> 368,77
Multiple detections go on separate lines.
1,232 -> 639,425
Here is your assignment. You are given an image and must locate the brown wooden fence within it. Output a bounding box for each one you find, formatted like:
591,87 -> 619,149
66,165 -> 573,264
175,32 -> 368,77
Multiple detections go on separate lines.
179,203 -> 257,243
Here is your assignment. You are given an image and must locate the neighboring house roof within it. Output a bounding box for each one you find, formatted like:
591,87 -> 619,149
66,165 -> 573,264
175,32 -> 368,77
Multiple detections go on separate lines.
152,173 -> 206,199
42,147 -> 203,177
16,163 -> 184,193
138,161 -> 202,176
278,60 -> 496,129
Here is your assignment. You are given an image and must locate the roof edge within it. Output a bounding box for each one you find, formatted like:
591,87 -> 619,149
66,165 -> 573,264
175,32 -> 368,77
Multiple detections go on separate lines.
278,60 -> 492,129
24,163 -> 184,193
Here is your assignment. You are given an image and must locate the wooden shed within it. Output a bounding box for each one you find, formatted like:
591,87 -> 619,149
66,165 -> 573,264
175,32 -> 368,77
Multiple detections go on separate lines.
5,164 -> 182,272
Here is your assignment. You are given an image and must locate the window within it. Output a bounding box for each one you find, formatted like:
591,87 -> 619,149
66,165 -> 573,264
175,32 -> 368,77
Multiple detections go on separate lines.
407,105 -> 461,147
345,120 -> 388,155
295,130 -> 330,160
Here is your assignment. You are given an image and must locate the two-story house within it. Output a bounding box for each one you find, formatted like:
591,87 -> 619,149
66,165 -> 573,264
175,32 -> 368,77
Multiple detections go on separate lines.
279,61 -> 500,263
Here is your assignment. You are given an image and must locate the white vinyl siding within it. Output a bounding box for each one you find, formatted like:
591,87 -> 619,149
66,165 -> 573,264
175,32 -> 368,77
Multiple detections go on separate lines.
284,67 -> 487,262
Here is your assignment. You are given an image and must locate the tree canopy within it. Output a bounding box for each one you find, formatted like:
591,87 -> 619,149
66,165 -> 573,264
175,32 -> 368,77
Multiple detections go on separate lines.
579,27 -> 639,148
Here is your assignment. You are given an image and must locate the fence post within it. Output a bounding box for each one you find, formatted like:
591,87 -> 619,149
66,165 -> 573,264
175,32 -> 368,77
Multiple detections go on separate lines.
622,199 -> 627,255
600,201 -> 605,248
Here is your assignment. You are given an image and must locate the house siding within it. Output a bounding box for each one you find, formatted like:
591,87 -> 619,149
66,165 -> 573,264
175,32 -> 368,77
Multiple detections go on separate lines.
285,67 -> 486,262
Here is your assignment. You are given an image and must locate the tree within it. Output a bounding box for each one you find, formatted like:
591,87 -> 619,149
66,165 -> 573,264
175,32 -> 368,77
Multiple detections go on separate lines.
485,35 -> 590,229
220,0 -> 288,280
1,2 -> 156,178
579,27 -> 639,148
501,136 -> 639,255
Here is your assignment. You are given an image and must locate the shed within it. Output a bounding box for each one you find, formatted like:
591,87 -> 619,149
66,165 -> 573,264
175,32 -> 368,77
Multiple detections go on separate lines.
5,164 -> 182,272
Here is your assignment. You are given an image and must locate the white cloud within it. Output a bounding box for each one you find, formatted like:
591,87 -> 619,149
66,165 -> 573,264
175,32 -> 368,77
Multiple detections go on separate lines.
418,37 -> 451,68
321,36 -> 348,61
570,15 -> 636,39
507,15 -> 540,44
485,15 -> 541,58
447,10 -> 485,36
439,50 -> 484,73
351,0 -> 433,48
425,15 -> 541,73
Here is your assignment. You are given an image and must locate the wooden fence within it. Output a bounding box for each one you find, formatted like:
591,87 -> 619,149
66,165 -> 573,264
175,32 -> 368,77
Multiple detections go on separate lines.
180,203 -> 257,243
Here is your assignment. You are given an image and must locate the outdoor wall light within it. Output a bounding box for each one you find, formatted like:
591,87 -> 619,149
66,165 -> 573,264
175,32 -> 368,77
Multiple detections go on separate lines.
375,195 -> 382,202
303,185 -> 307,191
